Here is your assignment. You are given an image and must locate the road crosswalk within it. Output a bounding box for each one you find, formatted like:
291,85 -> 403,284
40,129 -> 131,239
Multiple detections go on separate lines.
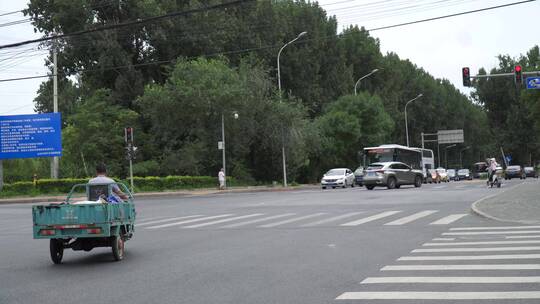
335,224 -> 540,301
137,209 -> 470,230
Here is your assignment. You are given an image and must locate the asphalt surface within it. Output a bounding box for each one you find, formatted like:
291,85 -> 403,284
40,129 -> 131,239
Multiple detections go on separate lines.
1,178 -> 539,304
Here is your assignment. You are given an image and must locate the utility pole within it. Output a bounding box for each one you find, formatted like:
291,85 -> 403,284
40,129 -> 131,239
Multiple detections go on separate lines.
51,42 -> 59,179
221,113 -> 226,189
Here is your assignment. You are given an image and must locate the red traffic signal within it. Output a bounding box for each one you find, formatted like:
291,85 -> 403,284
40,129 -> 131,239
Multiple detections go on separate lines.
462,67 -> 471,87
125,127 -> 134,143
514,65 -> 522,85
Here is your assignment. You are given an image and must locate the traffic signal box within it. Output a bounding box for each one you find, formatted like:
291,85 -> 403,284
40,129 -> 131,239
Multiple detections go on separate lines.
514,65 -> 522,85
462,67 -> 471,87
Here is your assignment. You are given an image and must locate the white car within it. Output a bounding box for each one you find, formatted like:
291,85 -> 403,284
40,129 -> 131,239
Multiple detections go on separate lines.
321,168 -> 355,189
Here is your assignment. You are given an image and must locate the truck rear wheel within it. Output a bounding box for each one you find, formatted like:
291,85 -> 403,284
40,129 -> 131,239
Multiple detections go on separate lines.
111,235 -> 125,261
50,239 -> 64,264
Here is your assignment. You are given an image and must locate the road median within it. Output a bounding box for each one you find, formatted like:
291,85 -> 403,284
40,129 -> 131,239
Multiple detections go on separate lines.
471,180 -> 540,224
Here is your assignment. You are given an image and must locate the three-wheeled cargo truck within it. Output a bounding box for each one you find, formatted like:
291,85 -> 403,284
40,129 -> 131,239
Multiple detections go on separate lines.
32,183 -> 136,264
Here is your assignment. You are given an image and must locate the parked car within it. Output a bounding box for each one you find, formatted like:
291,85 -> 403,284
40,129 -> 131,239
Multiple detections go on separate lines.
354,166 -> 364,186
321,168 -> 355,189
447,169 -> 457,181
456,169 -> 472,180
524,166 -> 538,178
505,165 -> 524,180
363,162 -> 423,190
436,168 -> 450,182
429,169 -> 441,183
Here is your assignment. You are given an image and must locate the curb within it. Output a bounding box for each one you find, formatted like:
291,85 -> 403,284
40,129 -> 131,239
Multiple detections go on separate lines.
0,185 -> 319,205
470,182 -> 540,225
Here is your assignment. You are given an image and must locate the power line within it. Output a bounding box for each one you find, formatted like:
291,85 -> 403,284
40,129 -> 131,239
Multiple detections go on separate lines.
0,0 -> 255,50
0,10 -> 23,17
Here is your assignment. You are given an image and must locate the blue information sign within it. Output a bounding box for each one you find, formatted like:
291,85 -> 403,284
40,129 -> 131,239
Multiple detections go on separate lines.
0,113 -> 62,159
527,77 -> 540,89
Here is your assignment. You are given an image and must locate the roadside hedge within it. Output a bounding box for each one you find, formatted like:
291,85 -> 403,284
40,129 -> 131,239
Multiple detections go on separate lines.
0,175 -> 243,197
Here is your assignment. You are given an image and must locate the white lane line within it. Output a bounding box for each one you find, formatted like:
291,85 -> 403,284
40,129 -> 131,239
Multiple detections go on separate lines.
381,264 -> 540,271
335,292 -> 540,300
182,214 -> 264,228
398,254 -> 540,261
508,235 -> 540,239
361,276 -> 540,284
443,230 -> 540,236
412,246 -> 540,253
450,225 -> 540,231
385,210 -> 438,225
300,212 -> 364,227
432,186 -> 446,189
146,214 -> 234,229
341,211 -> 401,226
136,216 -> 165,223
432,237 -> 455,241
429,214 -> 468,225
424,240 -> 540,246
222,213 -> 296,228
258,213 -> 326,228
136,215 -> 203,227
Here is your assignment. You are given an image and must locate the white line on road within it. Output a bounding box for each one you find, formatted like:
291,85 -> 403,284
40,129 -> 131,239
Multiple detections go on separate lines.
361,276 -> 540,284
300,212 -> 364,227
507,235 -> 540,239
341,211 -> 401,226
259,213 -> 326,228
432,185 -> 446,189
136,215 -> 203,227
222,213 -> 296,228
450,225 -> 540,231
412,246 -> 540,253
146,214 -> 234,229
336,292 -> 540,300
385,210 -> 438,225
398,254 -> 540,261
432,237 -> 455,241
443,230 -> 540,236
429,214 -> 468,225
182,214 -> 264,228
381,264 -> 540,271
424,240 -> 540,246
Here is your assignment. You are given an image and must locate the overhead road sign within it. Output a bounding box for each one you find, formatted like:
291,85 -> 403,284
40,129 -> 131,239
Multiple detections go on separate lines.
527,77 -> 540,89
0,113 -> 62,160
437,129 -> 464,144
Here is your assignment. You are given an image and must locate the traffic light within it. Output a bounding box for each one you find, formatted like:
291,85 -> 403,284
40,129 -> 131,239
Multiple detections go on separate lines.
124,127 -> 133,143
462,67 -> 471,87
514,65 -> 522,85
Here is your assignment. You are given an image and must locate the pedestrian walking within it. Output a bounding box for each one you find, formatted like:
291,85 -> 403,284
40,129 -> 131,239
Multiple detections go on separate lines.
218,168 -> 225,190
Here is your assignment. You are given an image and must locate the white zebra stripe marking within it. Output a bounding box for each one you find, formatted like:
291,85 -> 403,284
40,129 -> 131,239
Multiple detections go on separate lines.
429,214 -> 468,225
443,230 -> 540,236
136,215 -> 203,227
146,214 -> 234,229
412,246 -> 540,253
450,225 -> 540,231
341,211 -> 401,226
385,210 -> 438,225
222,213 -> 296,228
183,214 -> 264,228
432,237 -> 455,241
424,240 -> 540,246
507,235 -> 540,239
361,276 -> 540,284
398,254 -> 540,261
336,291 -> 540,300
259,213 -> 326,228
381,264 -> 540,271
300,212 -> 364,227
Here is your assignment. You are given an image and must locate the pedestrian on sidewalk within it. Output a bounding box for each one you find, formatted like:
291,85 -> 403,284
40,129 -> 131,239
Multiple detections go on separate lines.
218,168 -> 226,190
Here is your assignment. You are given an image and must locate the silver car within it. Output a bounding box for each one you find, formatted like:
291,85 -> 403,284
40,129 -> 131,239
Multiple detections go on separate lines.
321,168 -> 355,189
363,162 -> 423,190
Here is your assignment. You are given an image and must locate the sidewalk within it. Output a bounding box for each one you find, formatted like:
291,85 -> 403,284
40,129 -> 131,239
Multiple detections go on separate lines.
0,184 -> 319,205
471,180 -> 540,224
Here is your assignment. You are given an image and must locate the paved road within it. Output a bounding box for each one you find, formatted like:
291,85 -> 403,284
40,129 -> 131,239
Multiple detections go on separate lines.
1,179 -> 539,304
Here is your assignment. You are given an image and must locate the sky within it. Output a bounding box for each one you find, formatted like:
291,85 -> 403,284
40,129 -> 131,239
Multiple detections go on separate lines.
0,0 -> 539,116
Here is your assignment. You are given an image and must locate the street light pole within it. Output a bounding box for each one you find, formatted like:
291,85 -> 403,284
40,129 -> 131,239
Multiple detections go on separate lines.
459,146 -> 470,168
277,31 -> 307,187
445,144 -> 457,169
354,69 -> 379,95
404,93 -> 423,147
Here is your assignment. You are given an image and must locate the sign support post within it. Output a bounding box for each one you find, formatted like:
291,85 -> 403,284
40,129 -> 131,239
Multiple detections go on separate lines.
51,44 -> 59,179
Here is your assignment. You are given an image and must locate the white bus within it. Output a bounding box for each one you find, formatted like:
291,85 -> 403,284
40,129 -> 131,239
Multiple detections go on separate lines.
362,144 -> 434,179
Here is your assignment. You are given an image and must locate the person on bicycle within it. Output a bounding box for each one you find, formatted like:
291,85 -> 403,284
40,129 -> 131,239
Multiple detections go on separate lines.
488,158 -> 498,183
